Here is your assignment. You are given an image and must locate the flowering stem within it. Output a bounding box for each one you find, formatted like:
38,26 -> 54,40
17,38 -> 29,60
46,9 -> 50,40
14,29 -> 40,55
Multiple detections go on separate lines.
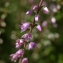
29,0 -> 44,33
10,0 -> 44,63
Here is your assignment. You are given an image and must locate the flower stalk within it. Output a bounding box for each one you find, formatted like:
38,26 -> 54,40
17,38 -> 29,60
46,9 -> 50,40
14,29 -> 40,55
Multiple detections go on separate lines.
10,0 -> 44,63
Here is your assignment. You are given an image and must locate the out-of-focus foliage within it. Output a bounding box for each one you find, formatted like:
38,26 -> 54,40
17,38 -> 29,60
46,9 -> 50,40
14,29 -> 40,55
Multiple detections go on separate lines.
0,0 -> 63,63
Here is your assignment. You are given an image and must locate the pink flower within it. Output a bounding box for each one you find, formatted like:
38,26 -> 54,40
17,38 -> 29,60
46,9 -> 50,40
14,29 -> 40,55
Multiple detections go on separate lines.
22,58 -> 28,63
15,39 -> 24,48
26,10 -> 33,15
22,33 -> 32,42
20,22 -> 30,32
36,25 -> 42,31
35,15 -> 40,22
32,5 -> 38,10
28,42 -> 37,50
42,7 -> 49,14
10,53 -> 18,62
16,49 -> 24,57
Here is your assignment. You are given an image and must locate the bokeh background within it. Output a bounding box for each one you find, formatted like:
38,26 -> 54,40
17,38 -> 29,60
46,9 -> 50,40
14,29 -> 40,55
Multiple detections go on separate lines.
0,0 -> 63,63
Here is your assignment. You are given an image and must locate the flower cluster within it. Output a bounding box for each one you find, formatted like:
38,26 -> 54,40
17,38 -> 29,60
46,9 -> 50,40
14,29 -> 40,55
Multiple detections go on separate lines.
10,0 -> 49,62
10,49 -> 24,62
10,0 -> 60,63
10,32 -> 37,63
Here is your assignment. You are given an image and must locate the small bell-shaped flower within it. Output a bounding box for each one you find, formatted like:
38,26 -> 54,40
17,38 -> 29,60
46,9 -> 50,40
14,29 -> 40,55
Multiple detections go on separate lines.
16,39 -> 24,48
32,5 -> 38,10
22,33 -> 32,42
21,58 -> 28,63
16,49 -> 24,57
10,53 -> 18,62
20,22 -> 30,32
28,42 -> 37,50
26,10 -> 33,15
35,15 -> 40,22
36,25 -> 42,32
42,7 -> 49,14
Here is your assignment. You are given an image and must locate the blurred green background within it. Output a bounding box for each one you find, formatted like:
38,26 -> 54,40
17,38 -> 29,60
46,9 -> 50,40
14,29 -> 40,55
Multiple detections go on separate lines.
0,0 -> 63,63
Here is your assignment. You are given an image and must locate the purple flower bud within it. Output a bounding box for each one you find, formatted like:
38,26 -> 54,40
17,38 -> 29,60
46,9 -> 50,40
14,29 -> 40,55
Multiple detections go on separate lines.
35,15 -> 40,22
22,58 -> 28,63
28,42 -> 37,50
20,22 -> 30,32
32,5 -> 38,10
42,7 -> 49,14
16,49 -> 24,57
16,39 -> 24,48
36,25 -> 42,32
10,53 -> 18,62
26,10 -> 33,15
42,21 -> 47,27
22,33 -> 32,42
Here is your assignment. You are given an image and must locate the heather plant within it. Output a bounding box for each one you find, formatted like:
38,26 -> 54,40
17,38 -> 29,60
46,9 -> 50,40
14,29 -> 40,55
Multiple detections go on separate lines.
10,0 -> 61,63
10,0 -> 44,63
0,0 -> 63,63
